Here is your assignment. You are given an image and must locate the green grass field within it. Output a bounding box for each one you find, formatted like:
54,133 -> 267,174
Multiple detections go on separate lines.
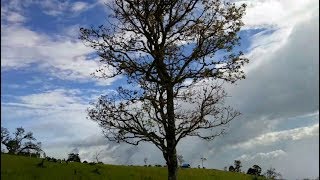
1,154 -> 265,180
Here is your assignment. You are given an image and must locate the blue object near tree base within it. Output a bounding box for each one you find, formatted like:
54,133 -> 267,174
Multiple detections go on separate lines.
181,164 -> 190,168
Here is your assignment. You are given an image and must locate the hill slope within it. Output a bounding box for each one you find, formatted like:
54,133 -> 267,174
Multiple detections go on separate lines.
1,154 -> 264,180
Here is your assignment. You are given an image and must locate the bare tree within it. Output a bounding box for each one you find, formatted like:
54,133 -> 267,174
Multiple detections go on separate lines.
80,0 -> 248,179
144,157 -> 148,165
234,160 -> 242,172
264,167 -> 282,180
94,149 -> 103,163
200,157 -> 207,168
1,127 -> 9,143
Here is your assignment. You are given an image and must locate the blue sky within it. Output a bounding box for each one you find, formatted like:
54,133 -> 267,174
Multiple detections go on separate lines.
1,0 -> 319,179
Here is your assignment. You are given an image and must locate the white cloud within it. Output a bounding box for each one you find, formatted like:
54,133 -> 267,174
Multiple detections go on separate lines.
235,0 -> 318,74
230,123 -> 319,150
1,25 -> 116,85
71,2 -> 89,12
6,12 -> 26,23
97,0 -> 110,5
2,0 -> 94,21
37,0 -> 97,16
37,0 -> 70,16
19,89 -> 82,107
1,88 -> 101,158
237,149 -> 287,162
1,0 -> 26,24
238,0 -> 318,29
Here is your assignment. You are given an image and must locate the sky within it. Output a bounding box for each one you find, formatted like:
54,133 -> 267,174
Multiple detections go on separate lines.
1,0 -> 319,179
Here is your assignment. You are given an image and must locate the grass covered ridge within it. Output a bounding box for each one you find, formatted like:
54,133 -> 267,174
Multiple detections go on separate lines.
1,154 -> 265,180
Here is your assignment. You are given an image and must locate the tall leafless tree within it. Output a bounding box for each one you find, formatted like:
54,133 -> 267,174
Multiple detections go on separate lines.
80,0 -> 248,179
94,149 -> 103,163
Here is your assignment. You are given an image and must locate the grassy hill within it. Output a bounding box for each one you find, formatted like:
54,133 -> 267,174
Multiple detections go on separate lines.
1,154 -> 265,180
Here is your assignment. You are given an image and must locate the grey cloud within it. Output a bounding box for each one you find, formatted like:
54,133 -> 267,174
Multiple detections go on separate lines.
70,147 -> 80,154
234,136 -> 319,180
227,16 -> 319,118
272,137 -> 319,180
70,134 -> 109,148
174,9 -> 319,177
217,11 -> 319,144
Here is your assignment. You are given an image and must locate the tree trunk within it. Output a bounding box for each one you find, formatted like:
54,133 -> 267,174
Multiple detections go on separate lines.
166,85 -> 178,180
163,148 -> 178,180
166,148 -> 178,180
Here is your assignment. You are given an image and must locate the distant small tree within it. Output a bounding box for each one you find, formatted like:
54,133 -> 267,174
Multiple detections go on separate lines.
144,157 -> 148,166
1,127 -> 9,143
1,127 -> 42,155
252,165 -> 262,176
264,167 -> 282,180
177,155 -> 184,166
67,153 -> 81,162
234,160 -> 242,172
247,166 -> 262,176
247,168 -> 255,175
229,165 -> 235,172
94,150 -> 103,163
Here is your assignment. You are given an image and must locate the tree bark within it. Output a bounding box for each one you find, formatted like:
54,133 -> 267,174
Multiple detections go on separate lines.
166,85 -> 178,180
166,148 -> 178,180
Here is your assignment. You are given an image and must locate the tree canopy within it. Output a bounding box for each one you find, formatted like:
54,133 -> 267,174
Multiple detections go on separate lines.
1,127 -> 42,155
67,153 -> 81,162
247,165 -> 262,176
